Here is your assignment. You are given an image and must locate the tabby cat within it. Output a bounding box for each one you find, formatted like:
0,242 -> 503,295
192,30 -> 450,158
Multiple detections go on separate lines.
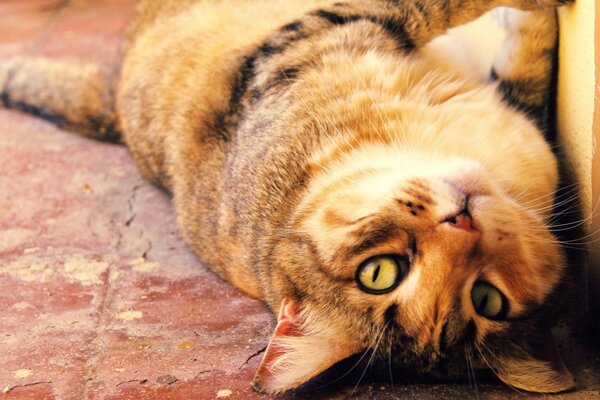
0,0 -> 576,394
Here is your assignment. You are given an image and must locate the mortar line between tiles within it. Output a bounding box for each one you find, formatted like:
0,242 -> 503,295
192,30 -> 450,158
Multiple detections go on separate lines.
80,180 -> 145,400
80,257 -> 114,400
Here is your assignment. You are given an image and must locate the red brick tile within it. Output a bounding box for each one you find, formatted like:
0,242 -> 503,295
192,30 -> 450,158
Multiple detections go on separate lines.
0,0 -> 65,15
3,384 -> 57,400
0,8 -> 57,56
35,2 -> 138,63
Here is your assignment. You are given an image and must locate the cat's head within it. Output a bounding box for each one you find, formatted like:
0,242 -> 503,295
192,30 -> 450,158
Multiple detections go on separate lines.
253,145 -> 574,394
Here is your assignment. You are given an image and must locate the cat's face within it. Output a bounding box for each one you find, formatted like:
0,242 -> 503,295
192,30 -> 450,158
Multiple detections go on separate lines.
253,144 -> 573,394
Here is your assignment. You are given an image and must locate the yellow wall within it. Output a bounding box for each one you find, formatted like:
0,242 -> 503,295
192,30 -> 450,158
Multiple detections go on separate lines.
558,0 -> 598,332
589,0 -> 599,332
557,0 -> 596,223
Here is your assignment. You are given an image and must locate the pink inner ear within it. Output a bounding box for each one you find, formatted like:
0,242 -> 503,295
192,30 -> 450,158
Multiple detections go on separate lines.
276,298 -> 301,334
256,299 -> 302,370
253,298 -> 361,393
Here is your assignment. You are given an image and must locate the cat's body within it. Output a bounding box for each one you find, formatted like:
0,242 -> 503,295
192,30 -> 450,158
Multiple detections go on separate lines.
0,0 -> 576,394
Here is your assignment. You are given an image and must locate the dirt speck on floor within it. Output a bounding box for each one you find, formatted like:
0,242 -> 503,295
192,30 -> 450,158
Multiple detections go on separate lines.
217,388 -> 233,398
14,369 -> 33,379
63,258 -> 108,285
132,261 -> 160,273
1,260 -> 53,282
177,339 -> 196,350
116,310 -> 143,321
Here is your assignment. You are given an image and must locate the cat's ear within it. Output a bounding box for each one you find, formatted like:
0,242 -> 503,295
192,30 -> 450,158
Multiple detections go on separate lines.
252,298 -> 359,394
491,330 -> 574,393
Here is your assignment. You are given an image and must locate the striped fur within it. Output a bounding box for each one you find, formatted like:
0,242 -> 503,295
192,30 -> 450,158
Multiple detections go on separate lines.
0,0 -> 575,394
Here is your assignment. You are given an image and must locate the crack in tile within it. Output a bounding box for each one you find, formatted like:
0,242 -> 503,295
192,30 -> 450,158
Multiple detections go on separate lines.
194,369 -> 225,380
125,183 -> 144,227
115,378 -> 148,388
81,180 -> 144,398
3,381 -> 53,394
142,238 -> 152,260
156,374 -> 178,385
80,259 -> 113,399
238,346 -> 267,370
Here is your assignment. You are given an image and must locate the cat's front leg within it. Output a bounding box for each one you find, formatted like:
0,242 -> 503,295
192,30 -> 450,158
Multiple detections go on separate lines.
491,8 -> 559,136
303,0 -> 573,50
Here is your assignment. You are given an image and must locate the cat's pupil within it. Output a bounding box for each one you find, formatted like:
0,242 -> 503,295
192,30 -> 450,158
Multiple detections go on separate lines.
372,264 -> 381,282
478,293 -> 489,311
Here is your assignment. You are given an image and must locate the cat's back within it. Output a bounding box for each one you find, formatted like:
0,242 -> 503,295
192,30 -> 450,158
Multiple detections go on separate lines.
117,0 -> 334,184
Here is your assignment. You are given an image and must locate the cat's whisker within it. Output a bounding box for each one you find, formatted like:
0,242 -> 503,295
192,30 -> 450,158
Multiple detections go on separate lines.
511,179 -> 582,209
552,194 -> 600,223
313,321 -> 388,392
388,344 -> 395,392
475,343 -> 525,395
509,182 -> 537,204
536,194 -> 582,215
350,321 -> 389,398
547,210 -> 591,225
548,210 -> 598,228
525,216 -> 598,232
529,227 -> 600,245
314,347 -> 372,391
526,238 -> 598,254
517,190 -> 575,214
464,347 -> 473,388
465,345 -> 479,400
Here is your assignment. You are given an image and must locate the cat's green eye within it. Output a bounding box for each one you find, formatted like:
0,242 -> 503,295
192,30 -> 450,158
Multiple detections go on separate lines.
356,255 -> 405,294
471,281 -> 508,320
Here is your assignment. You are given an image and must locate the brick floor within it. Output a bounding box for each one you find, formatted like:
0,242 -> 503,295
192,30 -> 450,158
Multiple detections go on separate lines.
0,1 -> 599,399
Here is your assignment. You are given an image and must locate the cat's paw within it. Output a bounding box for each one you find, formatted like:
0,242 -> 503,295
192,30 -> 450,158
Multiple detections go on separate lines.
492,7 -> 525,31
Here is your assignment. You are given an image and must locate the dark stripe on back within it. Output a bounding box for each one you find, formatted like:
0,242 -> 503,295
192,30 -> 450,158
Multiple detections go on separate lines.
279,67 -> 300,81
261,66 -> 303,95
490,63 -> 556,139
314,9 -> 360,25
494,77 -> 548,133
214,53 -> 258,141
282,20 -> 303,32
314,9 -> 415,52
214,6 -> 417,140
258,42 -> 283,57
370,17 -> 416,51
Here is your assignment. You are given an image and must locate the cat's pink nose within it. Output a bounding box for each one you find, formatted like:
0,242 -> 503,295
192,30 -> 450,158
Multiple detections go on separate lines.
446,213 -> 478,233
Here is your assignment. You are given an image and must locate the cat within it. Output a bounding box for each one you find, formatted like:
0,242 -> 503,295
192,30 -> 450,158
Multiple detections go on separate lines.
0,0 -> 576,394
